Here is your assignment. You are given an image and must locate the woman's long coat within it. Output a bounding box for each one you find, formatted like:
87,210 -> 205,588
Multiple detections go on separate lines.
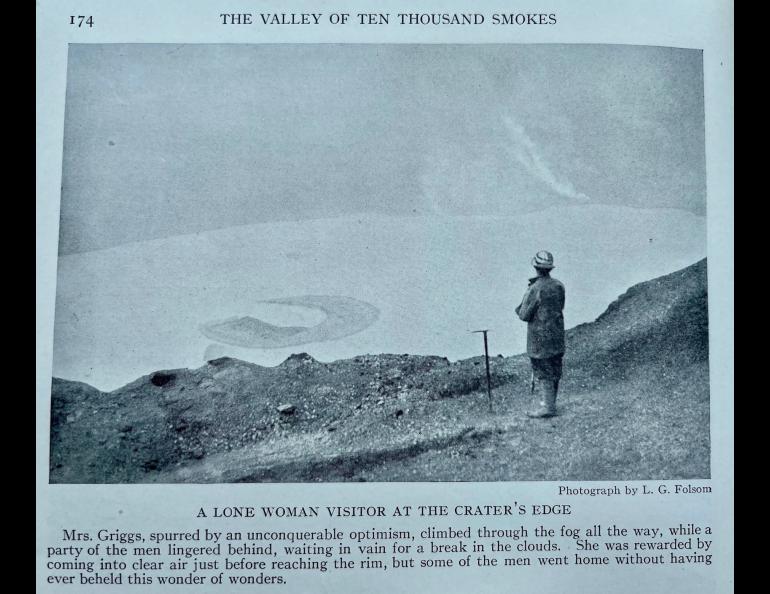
515,275 -> 566,359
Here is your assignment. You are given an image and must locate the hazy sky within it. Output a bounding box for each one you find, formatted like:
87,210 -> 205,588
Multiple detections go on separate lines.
60,44 -> 705,254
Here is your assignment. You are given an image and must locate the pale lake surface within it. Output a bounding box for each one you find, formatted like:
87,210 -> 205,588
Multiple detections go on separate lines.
52,205 -> 706,391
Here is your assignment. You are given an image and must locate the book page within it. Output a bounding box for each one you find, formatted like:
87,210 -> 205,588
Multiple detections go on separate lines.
36,1 -> 734,592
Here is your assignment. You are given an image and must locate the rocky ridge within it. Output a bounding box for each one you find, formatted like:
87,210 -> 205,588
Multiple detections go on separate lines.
49,259 -> 709,483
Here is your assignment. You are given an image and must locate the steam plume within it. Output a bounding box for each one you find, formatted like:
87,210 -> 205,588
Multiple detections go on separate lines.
502,116 -> 590,202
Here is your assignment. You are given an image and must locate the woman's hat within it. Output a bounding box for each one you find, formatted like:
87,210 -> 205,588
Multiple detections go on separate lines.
532,250 -> 555,269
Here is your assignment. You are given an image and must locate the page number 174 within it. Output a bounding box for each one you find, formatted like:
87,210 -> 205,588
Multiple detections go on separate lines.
69,15 -> 94,28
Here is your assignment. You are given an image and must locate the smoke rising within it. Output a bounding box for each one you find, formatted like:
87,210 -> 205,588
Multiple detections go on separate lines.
502,116 -> 590,203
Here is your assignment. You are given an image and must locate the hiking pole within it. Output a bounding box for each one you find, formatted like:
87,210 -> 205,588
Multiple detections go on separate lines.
472,330 -> 493,412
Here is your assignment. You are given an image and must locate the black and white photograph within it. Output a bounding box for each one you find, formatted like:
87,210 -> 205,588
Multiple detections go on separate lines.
49,43 -> 709,484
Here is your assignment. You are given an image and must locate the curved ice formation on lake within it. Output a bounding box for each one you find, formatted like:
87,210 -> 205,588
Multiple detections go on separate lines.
200,295 -> 380,348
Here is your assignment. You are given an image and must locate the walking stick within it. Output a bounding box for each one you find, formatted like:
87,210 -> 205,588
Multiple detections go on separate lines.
472,330 -> 493,412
